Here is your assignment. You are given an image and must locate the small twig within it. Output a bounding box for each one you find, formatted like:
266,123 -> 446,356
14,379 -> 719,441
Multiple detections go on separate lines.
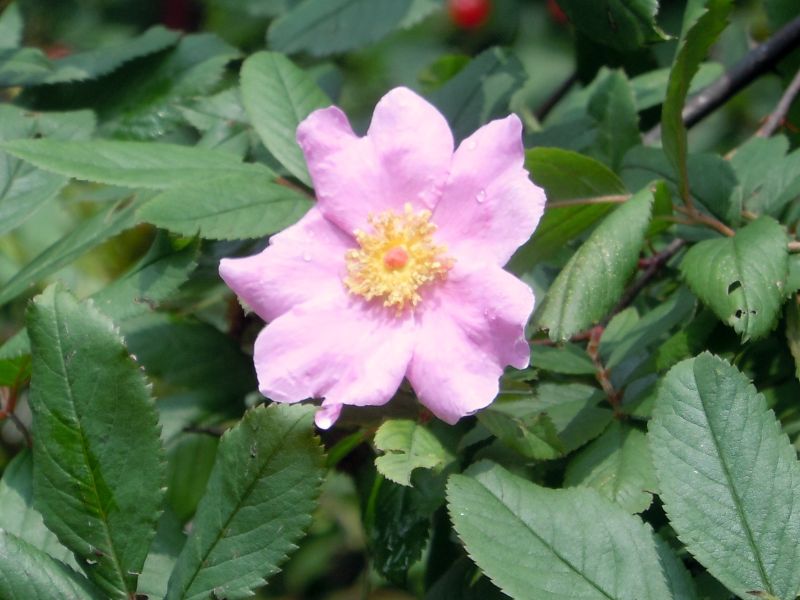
534,72 -> 578,122
674,205 -> 736,237
756,66 -> 800,137
8,413 -> 31,448
545,194 -> 630,209
645,14 -> 800,143
789,240 -> 800,253
586,326 -> 623,417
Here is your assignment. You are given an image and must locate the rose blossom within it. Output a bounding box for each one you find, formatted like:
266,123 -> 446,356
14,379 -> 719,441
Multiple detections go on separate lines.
219,87 -> 546,428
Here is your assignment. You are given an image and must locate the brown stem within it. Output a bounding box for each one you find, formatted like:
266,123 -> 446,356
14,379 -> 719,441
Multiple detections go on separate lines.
756,67 -> 800,137
586,326 -> 623,417
675,205 -> 736,237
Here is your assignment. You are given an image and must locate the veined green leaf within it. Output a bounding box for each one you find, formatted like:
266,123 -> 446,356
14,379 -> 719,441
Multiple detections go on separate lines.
0,531 -> 103,600
375,419 -> 452,486
587,69 -> 640,170
661,0 -> 732,203
165,404 -> 324,600
139,172 -> 312,240
240,51 -> 329,186
537,186 -> 654,341
27,286 -> 165,598
649,353 -> 800,599
0,138 -> 269,189
557,0 -> 668,51
680,217 -> 788,341
447,462 -> 697,600
268,0 -> 440,57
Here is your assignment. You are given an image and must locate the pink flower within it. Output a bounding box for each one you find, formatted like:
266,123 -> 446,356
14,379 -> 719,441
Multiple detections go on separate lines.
219,87 -> 546,429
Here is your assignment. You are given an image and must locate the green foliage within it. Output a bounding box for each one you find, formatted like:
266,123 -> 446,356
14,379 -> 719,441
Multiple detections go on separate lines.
140,172 -> 312,240
241,51 -> 330,186
374,419 -> 452,486
649,354 -> 800,599
165,404 -> 324,600
268,0 -> 441,57
537,186 -> 654,341
680,217 -> 789,341
448,462 -> 696,600
557,0 -> 668,51
27,285 -> 165,598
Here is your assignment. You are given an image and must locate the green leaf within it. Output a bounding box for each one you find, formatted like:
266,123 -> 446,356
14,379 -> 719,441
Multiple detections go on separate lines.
138,510 -> 186,599
537,186 -> 654,341
630,62 -> 723,111
27,285 -> 165,598
478,409 -> 564,460
557,0 -> 668,51
729,135 -> 800,218
509,148 -> 628,271
530,342 -> 596,375
661,0 -> 732,203
165,433 -> 220,523
587,69 -> 640,170
240,51 -> 329,186
268,0 -> 440,57
0,106 -> 95,236
430,47 -> 526,143
447,462 -> 697,600
165,404 -> 324,600
1,139 -> 269,189
425,556 -> 506,600
0,531 -> 103,600
0,199 -> 139,306
91,234 -> 199,321
374,419 -> 452,486
649,353 -> 800,599
139,173 -> 312,240
786,296 -> 800,380
680,216 -> 789,341
0,450 -> 75,566
0,26 -> 180,86
0,3 -> 22,49
565,422 -> 658,514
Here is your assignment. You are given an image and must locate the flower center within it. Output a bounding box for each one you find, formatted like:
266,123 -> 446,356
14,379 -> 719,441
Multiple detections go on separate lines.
344,203 -> 452,311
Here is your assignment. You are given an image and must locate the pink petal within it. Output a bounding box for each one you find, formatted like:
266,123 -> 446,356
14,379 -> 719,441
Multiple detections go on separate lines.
296,88 -> 453,235
407,263 -> 534,424
254,289 -> 415,411
219,207 -> 352,322
432,115 -> 546,266
315,403 -> 342,429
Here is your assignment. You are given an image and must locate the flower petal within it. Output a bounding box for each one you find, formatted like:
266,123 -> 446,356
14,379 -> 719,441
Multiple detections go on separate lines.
219,207 -> 352,322
254,290 -> 415,411
296,88 -> 453,234
432,115 -> 546,266
407,263 -> 534,424
315,402 -> 342,429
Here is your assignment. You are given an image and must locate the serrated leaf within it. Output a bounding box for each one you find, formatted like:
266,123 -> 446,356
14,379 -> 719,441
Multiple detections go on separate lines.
587,69 -> 640,170
165,404 -> 324,600
0,450 -> 75,566
680,216 -> 788,341
729,135 -> 800,218
0,26 -> 179,86
91,234 -> 199,321
27,285 -> 165,598
649,353 -> 800,599
374,419 -> 451,486
1,138 -> 269,189
537,186 -> 654,341
558,0 -> 668,51
0,106 -> 95,236
478,409 -> 564,460
0,531 -> 103,600
0,199 -> 139,306
241,51 -> 329,186
447,462 -> 697,600
508,147 -> 628,271
530,342 -> 596,375
139,173 -> 312,240
430,47 -> 526,143
565,422 -> 658,514
268,0 -> 440,57
661,0 -> 732,203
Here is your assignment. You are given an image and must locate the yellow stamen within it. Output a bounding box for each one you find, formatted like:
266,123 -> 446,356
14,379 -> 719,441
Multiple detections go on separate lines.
344,203 -> 452,311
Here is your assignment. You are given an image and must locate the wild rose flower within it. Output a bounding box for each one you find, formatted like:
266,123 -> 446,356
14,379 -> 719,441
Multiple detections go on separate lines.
219,87 -> 546,429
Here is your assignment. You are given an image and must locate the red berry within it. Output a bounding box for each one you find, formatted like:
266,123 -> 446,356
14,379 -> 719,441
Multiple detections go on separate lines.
448,0 -> 491,29
547,0 -> 568,25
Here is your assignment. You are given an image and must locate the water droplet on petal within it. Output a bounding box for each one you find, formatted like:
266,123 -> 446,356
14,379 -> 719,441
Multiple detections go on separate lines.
476,189 -> 486,203
303,252 -> 312,262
